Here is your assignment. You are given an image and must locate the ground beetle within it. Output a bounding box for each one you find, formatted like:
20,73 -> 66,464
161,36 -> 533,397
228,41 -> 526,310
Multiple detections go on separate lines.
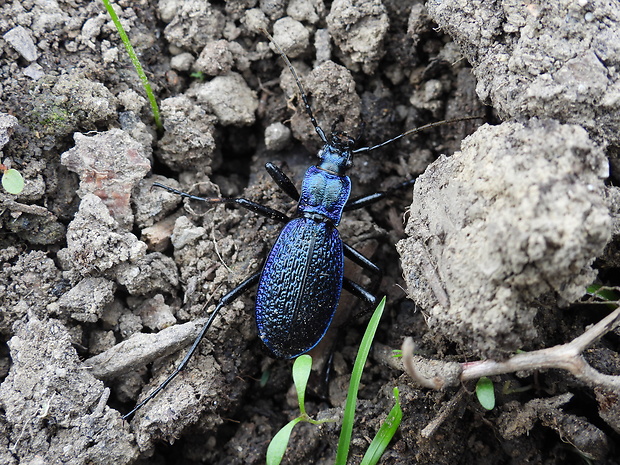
123,33 -> 478,419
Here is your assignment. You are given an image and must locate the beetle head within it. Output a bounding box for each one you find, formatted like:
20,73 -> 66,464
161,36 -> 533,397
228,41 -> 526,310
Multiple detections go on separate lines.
317,131 -> 354,175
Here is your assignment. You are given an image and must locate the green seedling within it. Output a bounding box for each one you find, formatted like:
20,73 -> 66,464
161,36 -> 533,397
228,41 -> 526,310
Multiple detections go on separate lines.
1,165 -> 24,194
190,71 -> 206,81
260,369 -> 270,388
335,297 -> 387,464
268,297 -> 402,465
586,284 -> 620,307
360,387 -> 402,465
101,0 -> 162,130
266,354 -> 331,465
475,376 -> 495,410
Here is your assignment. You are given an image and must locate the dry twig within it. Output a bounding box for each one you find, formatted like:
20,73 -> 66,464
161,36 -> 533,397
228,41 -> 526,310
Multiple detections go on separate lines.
402,306 -> 620,391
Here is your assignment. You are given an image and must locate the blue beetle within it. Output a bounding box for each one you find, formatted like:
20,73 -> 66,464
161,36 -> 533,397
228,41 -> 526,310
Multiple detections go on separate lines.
256,136 -> 355,359
122,34 -> 477,419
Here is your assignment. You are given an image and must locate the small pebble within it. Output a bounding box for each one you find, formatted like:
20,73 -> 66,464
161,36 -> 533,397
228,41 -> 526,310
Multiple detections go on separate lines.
265,122 -> 291,151
4,26 -> 39,61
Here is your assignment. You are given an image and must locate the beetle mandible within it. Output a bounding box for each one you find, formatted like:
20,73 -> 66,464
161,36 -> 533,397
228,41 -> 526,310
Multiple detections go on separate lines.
123,32 -> 478,419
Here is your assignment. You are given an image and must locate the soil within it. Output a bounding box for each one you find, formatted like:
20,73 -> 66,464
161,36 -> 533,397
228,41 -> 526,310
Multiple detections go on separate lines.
1,0 -> 619,464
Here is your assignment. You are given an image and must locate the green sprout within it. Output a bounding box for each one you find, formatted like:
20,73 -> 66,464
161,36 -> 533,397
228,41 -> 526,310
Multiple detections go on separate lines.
190,71 -> 206,81
475,376 -> 495,410
266,354 -> 330,465
335,297 -> 387,464
586,284 -> 620,307
101,0 -> 162,130
1,165 -> 24,194
360,387 -> 402,465
267,297 -> 402,465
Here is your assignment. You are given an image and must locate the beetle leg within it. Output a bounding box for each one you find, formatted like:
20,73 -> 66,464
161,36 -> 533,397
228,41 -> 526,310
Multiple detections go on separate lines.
343,243 -> 381,275
342,278 -> 377,307
122,272 -> 261,420
344,179 -> 416,211
343,242 -> 383,316
153,182 -> 290,223
265,162 -> 300,202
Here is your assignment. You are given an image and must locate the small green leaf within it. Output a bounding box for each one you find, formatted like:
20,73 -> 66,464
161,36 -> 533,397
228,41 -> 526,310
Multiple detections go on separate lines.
360,387 -> 402,465
260,369 -> 270,388
190,71 -> 206,81
266,417 -> 302,465
2,168 -> 24,194
586,284 -> 619,302
292,354 -> 312,416
335,297 -> 386,465
476,377 -> 495,410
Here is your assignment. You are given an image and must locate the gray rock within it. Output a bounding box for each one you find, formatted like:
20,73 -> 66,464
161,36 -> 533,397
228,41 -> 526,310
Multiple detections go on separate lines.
427,0 -> 620,144
3,26 -> 39,61
61,129 -> 151,228
398,120 -> 611,357
326,0 -> 389,74
193,72 -> 258,126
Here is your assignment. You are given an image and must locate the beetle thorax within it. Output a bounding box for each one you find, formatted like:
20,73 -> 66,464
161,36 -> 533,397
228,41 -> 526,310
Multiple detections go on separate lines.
298,165 -> 351,225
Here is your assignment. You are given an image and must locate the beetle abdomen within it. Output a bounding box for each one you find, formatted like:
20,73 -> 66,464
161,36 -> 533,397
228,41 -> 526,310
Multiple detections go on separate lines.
255,217 -> 343,359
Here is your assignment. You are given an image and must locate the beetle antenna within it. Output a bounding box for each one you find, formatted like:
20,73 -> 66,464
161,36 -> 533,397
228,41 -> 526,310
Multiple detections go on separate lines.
352,116 -> 483,153
262,28 -> 328,144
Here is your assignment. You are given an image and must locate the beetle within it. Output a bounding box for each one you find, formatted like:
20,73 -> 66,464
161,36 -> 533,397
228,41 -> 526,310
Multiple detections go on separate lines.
122,33 -> 478,419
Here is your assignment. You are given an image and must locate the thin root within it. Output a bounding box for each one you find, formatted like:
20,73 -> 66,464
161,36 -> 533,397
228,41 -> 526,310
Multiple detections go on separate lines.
402,306 -> 620,391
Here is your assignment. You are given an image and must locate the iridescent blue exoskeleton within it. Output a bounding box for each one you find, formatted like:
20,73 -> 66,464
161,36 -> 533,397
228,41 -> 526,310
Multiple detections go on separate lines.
122,32 -> 478,419
256,134 -> 356,358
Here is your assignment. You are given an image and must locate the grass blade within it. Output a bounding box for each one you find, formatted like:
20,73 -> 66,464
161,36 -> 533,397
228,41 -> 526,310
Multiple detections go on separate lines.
101,0 -> 162,130
335,297 -> 386,465
360,387 -> 402,465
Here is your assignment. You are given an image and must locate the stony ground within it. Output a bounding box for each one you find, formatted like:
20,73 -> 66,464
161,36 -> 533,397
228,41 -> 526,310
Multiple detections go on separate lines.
1,1 -> 619,464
